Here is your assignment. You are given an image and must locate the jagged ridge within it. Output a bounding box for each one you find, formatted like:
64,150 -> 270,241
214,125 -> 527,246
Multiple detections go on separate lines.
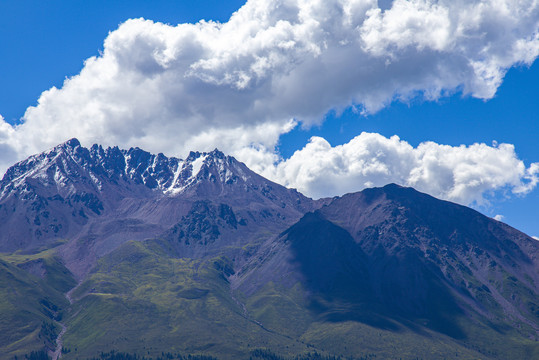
0,139 -> 316,275
0,138 -> 256,199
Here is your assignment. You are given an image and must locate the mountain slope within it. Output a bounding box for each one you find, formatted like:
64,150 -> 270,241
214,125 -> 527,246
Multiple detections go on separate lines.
317,184 -> 539,332
232,184 -> 539,359
59,240 -> 315,359
0,251 -> 75,358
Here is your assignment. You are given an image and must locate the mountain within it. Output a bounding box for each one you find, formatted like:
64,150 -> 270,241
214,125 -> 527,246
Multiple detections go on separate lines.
232,185 -> 539,358
0,140 -> 538,360
0,138 -> 317,277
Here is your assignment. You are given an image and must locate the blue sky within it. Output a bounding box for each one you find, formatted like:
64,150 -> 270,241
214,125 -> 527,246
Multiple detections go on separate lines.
0,0 -> 538,237
0,0 -> 246,123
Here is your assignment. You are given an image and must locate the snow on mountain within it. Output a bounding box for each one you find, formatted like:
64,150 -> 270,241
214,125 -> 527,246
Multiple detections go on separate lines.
0,139 -> 261,201
0,139 -> 316,277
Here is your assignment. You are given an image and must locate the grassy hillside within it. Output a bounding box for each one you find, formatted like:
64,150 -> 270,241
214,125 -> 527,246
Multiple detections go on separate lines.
55,238 -> 539,360
0,250 -> 75,358
61,240 -> 313,360
246,282 -> 539,360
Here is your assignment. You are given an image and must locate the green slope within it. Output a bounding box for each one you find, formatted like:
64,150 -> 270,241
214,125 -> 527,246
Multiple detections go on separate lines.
61,240 -> 313,360
54,238 -> 539,360
245,282 -> 539,360
0,251 -> 75,358
3,232 -> 537,359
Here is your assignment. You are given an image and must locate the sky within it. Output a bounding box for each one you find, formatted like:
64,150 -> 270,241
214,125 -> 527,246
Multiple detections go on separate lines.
0,0 -> 538,237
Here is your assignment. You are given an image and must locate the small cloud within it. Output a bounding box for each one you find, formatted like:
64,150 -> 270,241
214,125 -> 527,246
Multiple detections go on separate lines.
533,236 -> 539,241
493,214 -> 504,221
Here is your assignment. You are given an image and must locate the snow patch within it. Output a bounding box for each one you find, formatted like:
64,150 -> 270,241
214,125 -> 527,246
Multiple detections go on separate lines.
89,172 -> 103,191
167,162 -> 185,193
233,163 -> 249,182
190,155 -> 207,179
224,168 -> 234,183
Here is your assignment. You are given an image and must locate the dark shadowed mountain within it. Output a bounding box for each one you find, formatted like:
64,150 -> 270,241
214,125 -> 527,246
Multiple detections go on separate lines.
0,140 -> 538,360
233,185 -> 539,349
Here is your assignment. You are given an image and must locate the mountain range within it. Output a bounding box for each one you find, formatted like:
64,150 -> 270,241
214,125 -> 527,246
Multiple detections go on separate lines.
0,139 -> 538,360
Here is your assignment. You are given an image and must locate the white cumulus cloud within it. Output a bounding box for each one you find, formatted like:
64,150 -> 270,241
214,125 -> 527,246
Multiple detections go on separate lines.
260,133 -> 539,205
0,0 -> 538,205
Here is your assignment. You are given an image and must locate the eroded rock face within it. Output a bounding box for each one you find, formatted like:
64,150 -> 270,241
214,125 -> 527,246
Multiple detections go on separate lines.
167,201 -> 242,246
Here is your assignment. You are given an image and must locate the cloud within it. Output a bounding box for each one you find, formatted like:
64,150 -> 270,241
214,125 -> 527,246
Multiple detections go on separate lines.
1,0 -> 538,166
0,0 -> 538,205
0,115 -> 18,170
260,133 -> 539,205
493,214 -> 504,221
533,236 -> 539,241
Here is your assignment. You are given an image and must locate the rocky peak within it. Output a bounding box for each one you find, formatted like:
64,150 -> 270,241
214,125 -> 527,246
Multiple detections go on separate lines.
61,137 -> 81,150
0,140 -> 271,202
0,138 -> 318,263
0,140 -> 316,224
164,148 -> 253,196
0,139 -> 96,201
119,147 -> 179,189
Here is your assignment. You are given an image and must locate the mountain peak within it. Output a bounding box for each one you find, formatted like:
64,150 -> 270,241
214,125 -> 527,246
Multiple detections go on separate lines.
186,151 -> 203,161
0,141 -> 317,218
62,137 -> 81,149
0,139 -> 316,261
48,137 -> 83,157
208,148 -> 225,159
382,182 -> 404,190
0,138 -> 90,192
165,148 -> 253,196
186,148 -> 226,161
